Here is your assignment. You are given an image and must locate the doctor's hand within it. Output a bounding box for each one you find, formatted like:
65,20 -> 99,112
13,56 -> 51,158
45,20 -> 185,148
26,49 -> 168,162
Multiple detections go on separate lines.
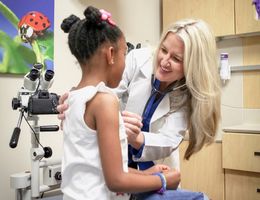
121,111 -> 144,150
57,92 -> 69,130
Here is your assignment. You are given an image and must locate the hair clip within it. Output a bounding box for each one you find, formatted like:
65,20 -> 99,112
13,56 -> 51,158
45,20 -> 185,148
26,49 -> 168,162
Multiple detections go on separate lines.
99,9 -> 116,26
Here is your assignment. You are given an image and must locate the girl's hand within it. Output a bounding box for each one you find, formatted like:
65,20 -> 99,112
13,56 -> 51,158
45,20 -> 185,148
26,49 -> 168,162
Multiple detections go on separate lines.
121,111 -> 144,149
143,164 -> 171,175
164,169 -> 181,190
57,92 -> 69,130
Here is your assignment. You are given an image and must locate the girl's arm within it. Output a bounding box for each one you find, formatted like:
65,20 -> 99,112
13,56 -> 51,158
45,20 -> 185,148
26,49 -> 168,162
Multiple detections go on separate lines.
92,93 -> 180,193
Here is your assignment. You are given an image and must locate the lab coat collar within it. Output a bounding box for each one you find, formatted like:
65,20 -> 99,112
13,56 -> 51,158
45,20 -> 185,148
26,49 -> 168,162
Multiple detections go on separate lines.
136,47 -> 154,79
130,47 -> 170,123
150,93 -> 170,123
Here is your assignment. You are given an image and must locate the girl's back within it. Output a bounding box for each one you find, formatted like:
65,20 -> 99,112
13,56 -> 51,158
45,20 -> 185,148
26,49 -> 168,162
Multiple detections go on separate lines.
62,82 -> 128,200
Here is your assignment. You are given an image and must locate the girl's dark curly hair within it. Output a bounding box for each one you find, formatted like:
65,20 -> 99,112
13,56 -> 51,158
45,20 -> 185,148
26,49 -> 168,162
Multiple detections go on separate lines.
61,6 -> 123,63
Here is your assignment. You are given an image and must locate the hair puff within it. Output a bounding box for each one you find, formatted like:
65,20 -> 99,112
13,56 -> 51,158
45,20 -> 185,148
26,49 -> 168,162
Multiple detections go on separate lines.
61,14 -> 80,33
84,6 -> 106,28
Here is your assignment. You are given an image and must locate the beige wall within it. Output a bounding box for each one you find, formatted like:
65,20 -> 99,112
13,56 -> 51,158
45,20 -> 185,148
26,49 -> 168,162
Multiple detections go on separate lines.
0,0 -> 161,199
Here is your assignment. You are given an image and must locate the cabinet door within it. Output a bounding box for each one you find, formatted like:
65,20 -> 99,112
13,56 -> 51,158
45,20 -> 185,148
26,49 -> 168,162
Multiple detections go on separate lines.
179,141 -> 224,200
222,133 -> 260,173
225,169 -> 260,200
235,0 -> 260,34
242,36 -> 260,109
162,0 -> 235,37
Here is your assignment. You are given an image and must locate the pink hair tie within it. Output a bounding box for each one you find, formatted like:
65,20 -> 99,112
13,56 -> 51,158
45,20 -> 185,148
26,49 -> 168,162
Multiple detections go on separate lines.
99,9 -> 116,26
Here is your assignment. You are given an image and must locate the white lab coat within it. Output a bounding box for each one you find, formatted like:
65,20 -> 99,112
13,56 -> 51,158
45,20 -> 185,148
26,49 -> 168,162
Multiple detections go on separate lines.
115,47 -> 190,170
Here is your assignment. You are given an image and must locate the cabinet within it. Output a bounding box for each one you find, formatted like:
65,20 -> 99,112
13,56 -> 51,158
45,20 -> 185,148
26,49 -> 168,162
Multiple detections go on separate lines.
179,141 -> 224,200
162,0 -> 260,37
242,36 -> 260,109
222,133 -> 260,200
236,0 -> 260,35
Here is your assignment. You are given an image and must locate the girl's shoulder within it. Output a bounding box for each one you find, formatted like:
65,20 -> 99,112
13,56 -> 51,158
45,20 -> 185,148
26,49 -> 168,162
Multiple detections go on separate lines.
87,82 -> 119,109
93,91 -> 118,106
69,82 -> 117,102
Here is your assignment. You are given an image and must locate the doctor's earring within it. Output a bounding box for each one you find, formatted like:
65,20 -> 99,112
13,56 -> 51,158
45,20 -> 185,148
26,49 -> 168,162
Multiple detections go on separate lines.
110,59 -> 114,65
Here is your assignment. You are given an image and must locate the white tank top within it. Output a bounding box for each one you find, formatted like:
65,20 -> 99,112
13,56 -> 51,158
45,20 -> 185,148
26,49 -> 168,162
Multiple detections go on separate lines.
61,82 -> 129,200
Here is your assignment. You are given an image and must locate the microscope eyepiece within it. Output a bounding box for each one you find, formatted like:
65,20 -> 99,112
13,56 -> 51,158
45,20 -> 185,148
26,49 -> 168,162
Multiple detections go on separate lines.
28,68 -> 40,81
44,70 -> 54,81
33,63 -> 43,70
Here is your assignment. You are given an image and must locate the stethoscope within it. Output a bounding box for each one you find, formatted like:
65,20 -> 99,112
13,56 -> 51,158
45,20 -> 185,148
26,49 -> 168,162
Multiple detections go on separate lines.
141,74 -> 187,117
150,74 -> 187,95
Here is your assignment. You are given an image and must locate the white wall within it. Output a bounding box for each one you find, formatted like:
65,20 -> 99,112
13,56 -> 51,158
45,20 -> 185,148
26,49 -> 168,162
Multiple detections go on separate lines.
217,38 -> 260,139
0,0 -> 161,199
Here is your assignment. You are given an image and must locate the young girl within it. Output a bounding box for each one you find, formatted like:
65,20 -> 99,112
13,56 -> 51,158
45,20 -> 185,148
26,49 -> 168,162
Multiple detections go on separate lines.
60,6 -> 180,200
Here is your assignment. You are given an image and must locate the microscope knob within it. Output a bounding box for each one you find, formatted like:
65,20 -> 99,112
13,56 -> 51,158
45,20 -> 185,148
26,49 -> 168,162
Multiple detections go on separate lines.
54,172 -> 62,181
12,98 -> 21,110
43,146 -> 52,158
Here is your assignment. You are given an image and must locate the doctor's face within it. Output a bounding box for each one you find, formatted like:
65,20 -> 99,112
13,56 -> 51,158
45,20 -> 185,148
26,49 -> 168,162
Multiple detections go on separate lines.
155,32 -> 184,90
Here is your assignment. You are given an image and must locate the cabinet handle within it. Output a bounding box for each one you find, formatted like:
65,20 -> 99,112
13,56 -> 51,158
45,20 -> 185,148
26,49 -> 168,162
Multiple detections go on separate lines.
254,152 -> 260,156
257,188 -> 260,193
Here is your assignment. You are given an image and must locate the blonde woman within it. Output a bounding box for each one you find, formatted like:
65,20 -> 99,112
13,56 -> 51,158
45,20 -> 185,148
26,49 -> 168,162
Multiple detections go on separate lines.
118,18 -> 220,164
116,18 -> 220,199
58,18 -> 220,200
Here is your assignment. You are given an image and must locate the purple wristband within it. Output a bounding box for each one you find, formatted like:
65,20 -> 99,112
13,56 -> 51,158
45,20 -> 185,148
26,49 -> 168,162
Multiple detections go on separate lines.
153,172 -> 167,194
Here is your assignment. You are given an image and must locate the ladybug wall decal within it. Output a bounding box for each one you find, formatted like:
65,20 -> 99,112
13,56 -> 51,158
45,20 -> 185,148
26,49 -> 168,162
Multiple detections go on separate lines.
18,11 -> 51,43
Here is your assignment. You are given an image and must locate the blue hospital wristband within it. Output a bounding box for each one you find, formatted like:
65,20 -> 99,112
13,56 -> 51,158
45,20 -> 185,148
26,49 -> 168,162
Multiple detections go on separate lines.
153,172 -> 167,194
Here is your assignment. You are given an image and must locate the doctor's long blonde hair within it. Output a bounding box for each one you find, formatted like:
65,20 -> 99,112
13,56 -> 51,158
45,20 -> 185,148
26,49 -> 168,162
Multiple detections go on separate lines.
156,19 -> 221,159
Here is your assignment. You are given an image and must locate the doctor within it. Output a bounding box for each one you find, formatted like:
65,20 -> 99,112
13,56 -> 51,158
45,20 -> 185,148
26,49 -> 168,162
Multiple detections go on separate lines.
116,18 -> 221,172
58,18 -> 220,200
117,44 -> 188,171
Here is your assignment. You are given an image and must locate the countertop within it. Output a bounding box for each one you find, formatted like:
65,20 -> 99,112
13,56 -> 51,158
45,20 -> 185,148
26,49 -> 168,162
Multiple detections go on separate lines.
222,123 -> 260,134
